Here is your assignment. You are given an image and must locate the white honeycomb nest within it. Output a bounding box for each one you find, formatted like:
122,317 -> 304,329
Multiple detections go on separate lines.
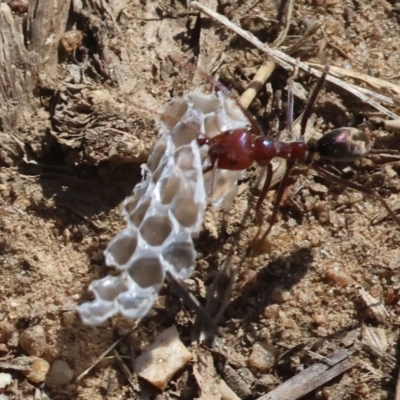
77,91 -> 249,325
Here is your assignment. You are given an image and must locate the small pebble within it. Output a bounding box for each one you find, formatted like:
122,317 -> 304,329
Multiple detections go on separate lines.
384,288 -> 397,305
0,322 -> 12,344
43,342 -> 62,364
8,0 -> 28,13
0,373 -> 12,389
309,183 -> 328,194
60,30 -> 83,53
325,268 -> 353,287
388,252 -> 400,270
264,304 -> 279,319
257,374 -> 278,387
271,288 -> 291,303
341,329 -> 360,347
19,325 -> 47,357
134,326 -> 192,390
23,358 -> 50,383
62,311 -> 77,327
248,342 -> 276,371
46,360 -> 74,386
223,365 -> 253,398
315,326 -> 328,337
284,318 -> 299,330
370,284 -> 383,298
313,314 -> 327,326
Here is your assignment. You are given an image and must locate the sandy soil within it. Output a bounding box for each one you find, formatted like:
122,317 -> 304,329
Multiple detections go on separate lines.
1,0 -> 400,399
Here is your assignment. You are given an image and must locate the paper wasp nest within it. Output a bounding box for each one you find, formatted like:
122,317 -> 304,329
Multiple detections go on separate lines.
77,92 -> 249,325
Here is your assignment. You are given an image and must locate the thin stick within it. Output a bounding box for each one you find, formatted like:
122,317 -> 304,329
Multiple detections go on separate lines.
76,323 -> 139,381
190,1 -> 399,119
166,271 -> 220,336
285,21 -> 323,55
113,349 -> 137,389
239,0 -> 294,109
300,65 -> 329,138
240,62 -> 276,109
256,349 -> 353,400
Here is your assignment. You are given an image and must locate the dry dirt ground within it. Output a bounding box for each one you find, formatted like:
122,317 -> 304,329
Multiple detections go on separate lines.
1,0 -> 400,399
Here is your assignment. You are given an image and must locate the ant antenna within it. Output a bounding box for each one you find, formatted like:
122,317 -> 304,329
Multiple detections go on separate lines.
253,159 -> 296,251
300,64 -> 329,138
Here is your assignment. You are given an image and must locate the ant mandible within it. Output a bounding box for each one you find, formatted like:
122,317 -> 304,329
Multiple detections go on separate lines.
197,66 -> 400,250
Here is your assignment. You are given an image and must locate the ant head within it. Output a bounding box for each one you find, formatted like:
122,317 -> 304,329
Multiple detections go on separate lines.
312,127 -> 370,162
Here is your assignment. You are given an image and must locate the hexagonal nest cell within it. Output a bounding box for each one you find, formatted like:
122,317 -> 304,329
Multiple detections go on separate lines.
77,90 -> 249,325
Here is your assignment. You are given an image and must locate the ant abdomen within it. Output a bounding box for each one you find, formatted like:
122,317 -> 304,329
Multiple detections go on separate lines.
314,127 -> 370,162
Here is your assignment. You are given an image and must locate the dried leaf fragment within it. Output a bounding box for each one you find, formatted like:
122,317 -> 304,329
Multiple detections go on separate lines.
359,287 -> 389,323
361,326 -> 388,352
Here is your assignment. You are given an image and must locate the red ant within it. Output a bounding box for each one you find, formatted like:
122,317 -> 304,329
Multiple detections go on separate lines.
197,66 -> 400,250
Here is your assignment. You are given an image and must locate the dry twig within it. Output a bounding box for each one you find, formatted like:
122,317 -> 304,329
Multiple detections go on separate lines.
190,1 -> 399,119
112,349 -> 137,390
239,0 -> 294,109
256,349 -> 353,400
76,323 -> 139,381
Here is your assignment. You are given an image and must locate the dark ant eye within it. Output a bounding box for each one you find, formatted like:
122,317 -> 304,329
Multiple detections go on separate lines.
315,128 -> 370,162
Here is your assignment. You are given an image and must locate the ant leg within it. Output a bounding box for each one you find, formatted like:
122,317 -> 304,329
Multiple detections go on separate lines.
255,163 -> 273,226
312,163 -> 400,228
203,159 -> 219,198
210,158 -> 219,198
253,160 -> 296,253
253,163 -> 273,245
300,64 -> 329,137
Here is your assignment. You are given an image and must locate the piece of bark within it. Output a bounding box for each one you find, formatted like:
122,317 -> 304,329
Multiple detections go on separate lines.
26,0 -> 71,81
256,349 -> 353,400
193,0 -> 223,85
0,3 -> 37,131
